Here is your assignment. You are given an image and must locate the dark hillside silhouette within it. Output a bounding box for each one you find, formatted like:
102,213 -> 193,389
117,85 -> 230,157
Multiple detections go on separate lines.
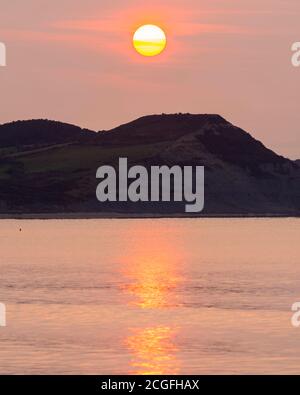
0,114 -> 299,216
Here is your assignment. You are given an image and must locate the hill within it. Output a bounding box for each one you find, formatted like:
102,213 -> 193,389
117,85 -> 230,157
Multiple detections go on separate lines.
0,114 -> 299,216
0,119 -> 95,148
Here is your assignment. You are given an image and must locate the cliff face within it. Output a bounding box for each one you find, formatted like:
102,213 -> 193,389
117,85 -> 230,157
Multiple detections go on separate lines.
0,114 -> 299,215
148,115 -> 299,214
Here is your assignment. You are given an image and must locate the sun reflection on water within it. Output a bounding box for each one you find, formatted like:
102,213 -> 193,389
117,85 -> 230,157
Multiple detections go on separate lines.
119,224 -> 184,374
125,326 -> 180,375
121,254 -> 181,309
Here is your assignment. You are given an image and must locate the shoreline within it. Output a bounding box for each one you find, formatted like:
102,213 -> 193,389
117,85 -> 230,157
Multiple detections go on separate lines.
0,212 -> 299,220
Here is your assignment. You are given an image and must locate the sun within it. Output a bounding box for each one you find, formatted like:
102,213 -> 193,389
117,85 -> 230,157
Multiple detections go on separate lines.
133,24 -> 167,57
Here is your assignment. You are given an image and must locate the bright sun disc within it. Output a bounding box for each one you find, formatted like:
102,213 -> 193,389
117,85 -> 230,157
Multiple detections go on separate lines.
133,24 -> 167,57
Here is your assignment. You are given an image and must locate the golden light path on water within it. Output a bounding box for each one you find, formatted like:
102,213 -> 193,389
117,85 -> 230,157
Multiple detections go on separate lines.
119,223 -> 184,375
125,326 -> 179,375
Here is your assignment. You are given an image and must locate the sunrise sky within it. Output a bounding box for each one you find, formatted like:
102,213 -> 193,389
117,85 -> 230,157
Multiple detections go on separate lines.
0,0 -> 299,158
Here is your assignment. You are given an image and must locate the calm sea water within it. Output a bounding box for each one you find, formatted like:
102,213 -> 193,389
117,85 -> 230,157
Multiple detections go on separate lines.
0,218 -> 299,374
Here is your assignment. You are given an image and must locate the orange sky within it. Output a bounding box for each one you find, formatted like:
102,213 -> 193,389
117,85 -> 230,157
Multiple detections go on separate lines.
0,0 -> 300,158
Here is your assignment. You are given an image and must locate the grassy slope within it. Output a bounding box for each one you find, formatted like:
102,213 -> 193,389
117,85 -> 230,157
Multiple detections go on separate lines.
0,141 -> 170,209
0,142 -> 168,174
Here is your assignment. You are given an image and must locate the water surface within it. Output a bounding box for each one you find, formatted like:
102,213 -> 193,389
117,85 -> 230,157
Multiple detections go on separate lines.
0,218 -> 299,374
